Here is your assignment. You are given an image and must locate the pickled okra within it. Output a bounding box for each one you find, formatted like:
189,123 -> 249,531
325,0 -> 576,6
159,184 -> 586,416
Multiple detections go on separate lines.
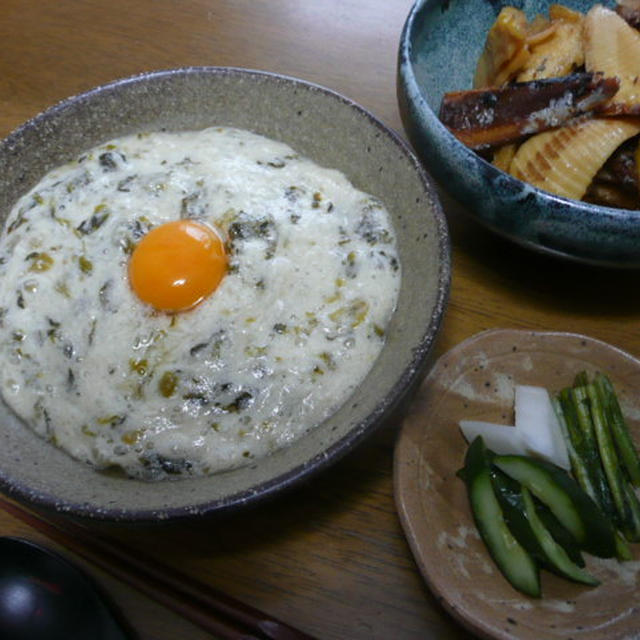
555,372 -> 640,544
584,382 -> 638,539
595,373 -> 640,487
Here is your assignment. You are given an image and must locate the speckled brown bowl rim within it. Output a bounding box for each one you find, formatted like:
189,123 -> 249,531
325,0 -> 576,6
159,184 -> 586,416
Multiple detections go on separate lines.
0,67 -> 450,522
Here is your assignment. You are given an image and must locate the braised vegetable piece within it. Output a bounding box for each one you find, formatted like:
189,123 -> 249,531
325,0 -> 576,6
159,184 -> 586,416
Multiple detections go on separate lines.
585,139 -> 640,209
507,6 -> 640,201
474,7 -> 530,88
584,5 -> 640,115
461,437 -> 541,597
516,5 -> 585,82
493,454 -> 618,558
617,0 -> 640,27
509,118 -> 640,201
474,4 -> 587,89
439,73 -> 619,149
492,144 -> 517,171
439,2 -> 640,208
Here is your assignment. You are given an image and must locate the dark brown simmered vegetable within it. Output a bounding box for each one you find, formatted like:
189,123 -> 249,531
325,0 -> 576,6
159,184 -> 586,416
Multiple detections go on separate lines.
439,72 -> 619,149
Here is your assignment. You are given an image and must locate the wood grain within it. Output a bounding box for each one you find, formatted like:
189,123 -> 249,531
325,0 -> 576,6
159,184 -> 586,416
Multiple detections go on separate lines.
1,1 -> 639,639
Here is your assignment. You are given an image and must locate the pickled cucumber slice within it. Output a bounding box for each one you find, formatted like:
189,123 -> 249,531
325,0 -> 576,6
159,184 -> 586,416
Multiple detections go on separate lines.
493,454 -> 618,558
521,487 -> 599,585
462,438 -> 541,597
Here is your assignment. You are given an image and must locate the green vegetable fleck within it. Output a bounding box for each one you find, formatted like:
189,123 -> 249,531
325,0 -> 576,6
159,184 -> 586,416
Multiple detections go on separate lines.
27,252 -> 54,273
76,205 -> 110,235
129,358 -> 148,376
159,371 -> 179,397
78,255 -> 93,274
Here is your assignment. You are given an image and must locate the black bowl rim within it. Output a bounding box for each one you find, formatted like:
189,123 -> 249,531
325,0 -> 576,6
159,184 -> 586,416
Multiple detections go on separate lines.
0,66 -> 451,523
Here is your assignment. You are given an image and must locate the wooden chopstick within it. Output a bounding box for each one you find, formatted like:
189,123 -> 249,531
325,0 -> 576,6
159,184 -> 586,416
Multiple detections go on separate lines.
0,496 -> 317,640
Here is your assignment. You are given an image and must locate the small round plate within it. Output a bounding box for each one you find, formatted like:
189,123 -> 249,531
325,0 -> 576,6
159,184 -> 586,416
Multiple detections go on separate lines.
394,329 -> 640,640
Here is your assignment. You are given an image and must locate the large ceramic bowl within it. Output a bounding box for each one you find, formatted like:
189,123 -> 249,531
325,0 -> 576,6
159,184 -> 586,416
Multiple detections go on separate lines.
0,67 -> 450,522
398,0 -> 640,267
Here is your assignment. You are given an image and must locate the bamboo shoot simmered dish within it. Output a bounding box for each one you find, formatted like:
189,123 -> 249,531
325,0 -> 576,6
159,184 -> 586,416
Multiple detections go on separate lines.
438,2 -> 640,209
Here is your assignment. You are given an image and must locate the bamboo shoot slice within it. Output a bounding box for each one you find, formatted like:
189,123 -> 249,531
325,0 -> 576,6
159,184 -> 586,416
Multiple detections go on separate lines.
549,4 -> 583,22
517,17 -> 584,82
509,118 -> 640,200
474,7 -> 530,88
584,5 -> 640,114
493,144 -> 517,171
526,18 -> 555,45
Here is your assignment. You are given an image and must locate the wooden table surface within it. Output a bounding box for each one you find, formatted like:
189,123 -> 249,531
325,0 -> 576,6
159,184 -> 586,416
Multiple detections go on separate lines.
2,2 -> 640,639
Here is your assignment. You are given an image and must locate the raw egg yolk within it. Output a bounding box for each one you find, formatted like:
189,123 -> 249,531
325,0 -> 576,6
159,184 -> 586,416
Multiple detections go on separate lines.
129,219 -> 227,312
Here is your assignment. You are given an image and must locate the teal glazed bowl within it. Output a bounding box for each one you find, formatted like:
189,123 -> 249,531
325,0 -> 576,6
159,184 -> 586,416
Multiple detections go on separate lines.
398,0 -> 640,267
